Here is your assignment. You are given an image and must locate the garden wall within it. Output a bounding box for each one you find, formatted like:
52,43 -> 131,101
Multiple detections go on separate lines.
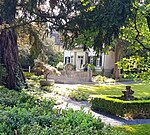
48,70 -> 92,84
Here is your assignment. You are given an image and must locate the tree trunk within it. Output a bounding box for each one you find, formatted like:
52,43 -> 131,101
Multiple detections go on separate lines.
112,41 -> 122,79
0,19 -> 26,90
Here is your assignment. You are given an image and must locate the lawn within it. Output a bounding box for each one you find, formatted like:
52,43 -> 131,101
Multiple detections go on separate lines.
78,83 -> 150,97
114,124 -> 150,135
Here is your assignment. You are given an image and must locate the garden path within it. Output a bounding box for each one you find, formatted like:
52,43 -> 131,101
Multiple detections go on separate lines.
43,83 -> 150,126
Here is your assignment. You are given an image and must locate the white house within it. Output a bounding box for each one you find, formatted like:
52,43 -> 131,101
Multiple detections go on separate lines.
64,47 -> 115,76
50,32 -> 115,76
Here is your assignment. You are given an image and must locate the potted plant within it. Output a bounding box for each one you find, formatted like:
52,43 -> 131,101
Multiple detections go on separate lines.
40,71 -> 55,87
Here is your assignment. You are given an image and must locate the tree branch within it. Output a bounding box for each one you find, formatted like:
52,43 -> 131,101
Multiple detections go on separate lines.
134,14 -> 150,51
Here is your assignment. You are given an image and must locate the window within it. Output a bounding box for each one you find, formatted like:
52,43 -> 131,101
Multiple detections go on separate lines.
65,57 -> 70,64
88,56 -> 91,64
78,56 -> 84,68
93,56 -> 97,66
96,55 -> 102,67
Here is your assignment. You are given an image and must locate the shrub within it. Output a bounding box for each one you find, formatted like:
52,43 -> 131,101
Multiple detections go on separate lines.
95,75 -> 116,83
56,62 -> 64,71
24,72 -> 35,79
49,108 -> 104,135
69,89 -> 89,101
33,60 -> 61,80
95,75 -> 107,83
90,95 -> 150,119
0,86 -> 111,135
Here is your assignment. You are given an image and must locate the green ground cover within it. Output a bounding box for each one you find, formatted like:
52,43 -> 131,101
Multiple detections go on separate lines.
78,83 -> 150,98
0,84 -> 150,134
0,86 -> 119,135
114,124 -> 150,135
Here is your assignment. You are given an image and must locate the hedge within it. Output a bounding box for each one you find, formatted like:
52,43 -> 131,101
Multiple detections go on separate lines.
90,95 -> 150,119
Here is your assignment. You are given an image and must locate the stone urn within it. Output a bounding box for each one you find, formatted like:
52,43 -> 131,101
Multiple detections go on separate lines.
40,79 -> 55,87
121,86 -> 135,100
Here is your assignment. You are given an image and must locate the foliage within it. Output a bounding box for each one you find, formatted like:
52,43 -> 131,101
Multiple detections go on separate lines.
95,75 -> 107,83
67,0 -> 134,53
87,63 -> 95,71
48,52 -> 64,67
17,26 -> 34,69
94,75 -> 116,83
33,59 -> 61,80
101,126 -> 124,135
69,89 -> 89,101
49,108 -> 104,135
115,124 -> 150,135
117,74 -> 134,82
90,95 -> 150,119
117,1 -> 150,82
56,62 -> 64,71
118,55 -> 150,82
23,72 -> 35,79
0,86 -> 110,135
40,86 -> 54,92
17,24 -> 64,69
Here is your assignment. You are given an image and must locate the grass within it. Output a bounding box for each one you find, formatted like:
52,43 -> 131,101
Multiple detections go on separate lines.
78,83 -> 150,97
114,124 -> 150,135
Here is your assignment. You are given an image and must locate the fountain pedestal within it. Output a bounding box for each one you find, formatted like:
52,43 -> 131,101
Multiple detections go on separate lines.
121,86 -> 135,100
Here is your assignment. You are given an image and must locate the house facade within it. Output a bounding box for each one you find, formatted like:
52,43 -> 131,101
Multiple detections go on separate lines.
64,47 -> 115,76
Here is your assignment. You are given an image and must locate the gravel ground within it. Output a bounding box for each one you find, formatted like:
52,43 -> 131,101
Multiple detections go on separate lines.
42,83 -> 150,126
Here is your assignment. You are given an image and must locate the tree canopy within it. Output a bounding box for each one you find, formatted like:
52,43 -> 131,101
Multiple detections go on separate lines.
0,0 -> 150,89
118,1 -> 150,82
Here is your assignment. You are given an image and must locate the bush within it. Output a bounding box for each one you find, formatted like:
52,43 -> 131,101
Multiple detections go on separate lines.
56,62 -> 64,71
0,86 -> 112,135
90,95 -> 150,119
95,75 -> 107,83
95,75 -> 116,83
24,72 -> 35,79
69,89 -> 89,101
48,52 -> 63,67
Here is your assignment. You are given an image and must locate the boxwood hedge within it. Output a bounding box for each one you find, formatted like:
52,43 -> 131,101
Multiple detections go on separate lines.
90,95 -> 150,119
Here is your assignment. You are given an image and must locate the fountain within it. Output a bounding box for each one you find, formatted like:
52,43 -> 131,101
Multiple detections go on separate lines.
121,86 -> 135,100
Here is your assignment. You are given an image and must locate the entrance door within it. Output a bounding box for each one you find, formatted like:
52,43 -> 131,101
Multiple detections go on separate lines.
77,56 -> 84,70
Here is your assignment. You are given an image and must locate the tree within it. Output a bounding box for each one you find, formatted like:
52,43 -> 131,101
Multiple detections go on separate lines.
117,1 -> 150,81
66,0 -> 150,81
65,0 -> 134,79
0,0 -> 82,89
0,0 -> 26,90
1,0 -> 146,90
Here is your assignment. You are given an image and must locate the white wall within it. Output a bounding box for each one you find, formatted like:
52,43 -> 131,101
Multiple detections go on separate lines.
64,49 -> 115,74
103,51 -> 115,70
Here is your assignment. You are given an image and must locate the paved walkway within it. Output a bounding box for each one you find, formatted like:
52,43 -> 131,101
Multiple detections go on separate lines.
44,83 -> 150,126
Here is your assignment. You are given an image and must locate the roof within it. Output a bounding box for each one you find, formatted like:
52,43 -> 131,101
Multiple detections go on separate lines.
51,32 -> 63,46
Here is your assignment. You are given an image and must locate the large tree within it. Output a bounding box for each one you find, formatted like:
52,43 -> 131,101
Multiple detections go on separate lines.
65,0 -> 134,79
118,0 -> 150,81
67,0 -> 150,81
1,0 -> 146,89
0,0 -> 82,89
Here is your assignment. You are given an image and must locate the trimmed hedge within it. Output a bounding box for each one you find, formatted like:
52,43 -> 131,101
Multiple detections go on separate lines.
90,95 -> 150,119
